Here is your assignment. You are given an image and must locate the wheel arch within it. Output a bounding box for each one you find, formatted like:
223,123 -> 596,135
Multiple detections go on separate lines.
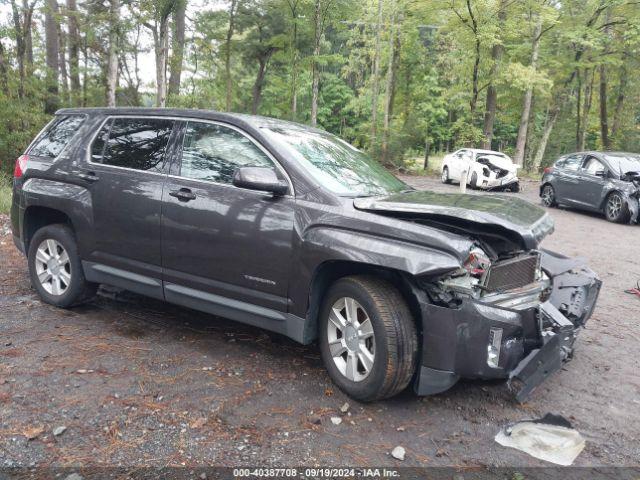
303,260 -> 423,345
23,206 -> 75,254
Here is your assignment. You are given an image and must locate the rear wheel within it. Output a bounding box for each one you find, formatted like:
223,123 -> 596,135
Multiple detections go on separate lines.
541,184 -> 557,207
441,166 -> 451,184
604,191 -> 630,223
319,275 -> 418,402
27,224 -> 96,307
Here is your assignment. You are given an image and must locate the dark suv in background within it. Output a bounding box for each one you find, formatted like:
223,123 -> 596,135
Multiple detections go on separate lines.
11,108 -> 601,402
540,151 -> 640,223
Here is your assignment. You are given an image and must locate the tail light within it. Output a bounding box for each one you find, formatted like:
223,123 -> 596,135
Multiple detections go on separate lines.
543,167 -> 552,174
14,155 -> 28,178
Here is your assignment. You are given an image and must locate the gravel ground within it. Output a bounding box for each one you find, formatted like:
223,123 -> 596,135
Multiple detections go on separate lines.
0,175 -> 639,470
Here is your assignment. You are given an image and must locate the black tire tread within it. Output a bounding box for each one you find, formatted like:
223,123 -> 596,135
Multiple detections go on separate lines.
330,275 -> 418,401
28,224 -> 97,308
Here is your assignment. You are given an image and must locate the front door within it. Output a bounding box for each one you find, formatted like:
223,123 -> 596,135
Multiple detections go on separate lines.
576,155 -> 608,210
81,116 -> 175,295
554,154 -> 583,204
161,120 -> 295,317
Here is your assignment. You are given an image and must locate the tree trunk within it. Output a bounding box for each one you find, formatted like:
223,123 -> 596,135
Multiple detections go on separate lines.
381,5 -> 401,165
577,68 -> 594,151
66,0 -> 81,102
106,0 -> 119,107
310,0 -> 322,126
153,13 -> 170,107
513,15 -> 542,166
610,64 -> 627,142
481,0 -> 507,149
58,24 -> 69,105
224,0 -> 237,111
370,0 -> 383,141
44,0 -> 61,114
252,52 -> 273,115
288,0 -> 299,120
23,0 -> 34,69
168,0 -> 186,99
0,41 -> 8,96
532,105 -> 560,171
599,63 -> 609,149
10,0 -> 26,98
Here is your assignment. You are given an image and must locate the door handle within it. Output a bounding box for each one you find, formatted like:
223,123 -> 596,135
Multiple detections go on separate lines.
169,188 -> 197,201
77,172 -> 99,182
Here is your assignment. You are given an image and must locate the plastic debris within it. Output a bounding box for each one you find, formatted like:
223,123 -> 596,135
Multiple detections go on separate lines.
391,446 -> 405,461
495,413 -> 585,466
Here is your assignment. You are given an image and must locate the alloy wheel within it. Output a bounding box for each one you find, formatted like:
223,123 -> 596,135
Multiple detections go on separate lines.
34,239 -> 71,296
542,185 -> 554,207
441,168 -> 448,183
607,194 -> 623,220
326,297 -> 376,382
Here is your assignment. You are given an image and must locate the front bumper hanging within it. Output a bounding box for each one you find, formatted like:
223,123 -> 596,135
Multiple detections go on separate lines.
414,249 -> 601,402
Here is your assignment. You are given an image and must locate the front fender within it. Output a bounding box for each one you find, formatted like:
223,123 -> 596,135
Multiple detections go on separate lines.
301,226 -> 462,277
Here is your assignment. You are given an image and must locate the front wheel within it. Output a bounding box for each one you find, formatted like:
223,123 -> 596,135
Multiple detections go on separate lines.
441,166 -> 451,184
27,224 -> 96,307
318,275 -> 418,402
604,191 -> 630,223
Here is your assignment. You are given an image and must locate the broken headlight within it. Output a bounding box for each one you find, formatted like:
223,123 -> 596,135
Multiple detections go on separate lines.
463,246 -> 491,278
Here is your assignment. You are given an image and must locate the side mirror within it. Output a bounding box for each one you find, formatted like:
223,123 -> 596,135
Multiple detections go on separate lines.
595,170 -> 606,177
232,166 -> 289,196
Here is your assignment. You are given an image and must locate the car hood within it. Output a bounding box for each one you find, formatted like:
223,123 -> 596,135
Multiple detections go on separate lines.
353,190 -> 554,250
478,155 -> 517,172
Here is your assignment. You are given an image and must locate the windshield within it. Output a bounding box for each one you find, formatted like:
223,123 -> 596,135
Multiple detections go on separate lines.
261,127 -> 408,197
603,153 -> 640,176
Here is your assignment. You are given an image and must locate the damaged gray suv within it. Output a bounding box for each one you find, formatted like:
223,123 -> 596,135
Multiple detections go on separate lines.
11,108 -> 601,402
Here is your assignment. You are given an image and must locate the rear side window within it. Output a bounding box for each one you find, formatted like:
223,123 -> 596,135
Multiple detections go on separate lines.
561,154 -> 583,171
91,117 -> 174,173
29,115 -> 86,158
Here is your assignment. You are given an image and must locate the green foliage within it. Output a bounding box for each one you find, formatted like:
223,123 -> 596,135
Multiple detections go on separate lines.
0,0 -> 639,176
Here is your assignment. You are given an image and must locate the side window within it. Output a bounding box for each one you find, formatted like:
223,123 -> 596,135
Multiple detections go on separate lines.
563,155 -> 583,171
91,118 -> 173,173
583,156 -> 605,175
29,115 -> 86,158
179,121 -> 275,184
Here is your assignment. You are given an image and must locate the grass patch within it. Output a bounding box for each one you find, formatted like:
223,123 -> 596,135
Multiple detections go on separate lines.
0,175 -> 12,215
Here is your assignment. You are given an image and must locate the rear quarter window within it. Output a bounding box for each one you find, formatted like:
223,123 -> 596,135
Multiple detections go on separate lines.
28,115 -> 86,158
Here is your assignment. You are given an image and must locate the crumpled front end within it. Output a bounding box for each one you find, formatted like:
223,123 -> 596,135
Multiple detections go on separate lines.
474,159 -> 519,191
413,249 -> 601,402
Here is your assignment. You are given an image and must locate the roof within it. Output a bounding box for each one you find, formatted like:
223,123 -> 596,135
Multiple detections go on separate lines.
55,107 -> 325,134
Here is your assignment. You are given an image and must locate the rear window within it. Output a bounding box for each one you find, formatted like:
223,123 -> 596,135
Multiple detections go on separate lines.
91,117 -> 174,173
29,115 -> 86,158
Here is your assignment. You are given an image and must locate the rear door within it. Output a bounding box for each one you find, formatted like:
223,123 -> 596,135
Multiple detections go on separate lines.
161,120 -> 295,316
80,116 -> 177,298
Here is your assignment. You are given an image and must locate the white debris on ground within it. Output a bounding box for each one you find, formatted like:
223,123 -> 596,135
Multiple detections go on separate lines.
330,417 -> 342,425
495,414 -> 585,466
391,446 -> 405,461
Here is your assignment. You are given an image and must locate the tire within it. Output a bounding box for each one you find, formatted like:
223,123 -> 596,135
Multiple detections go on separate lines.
469,171 -> 478,189
541,184 -> 557,207
510,182 -> 520,193
441,166 -> 451,184
604,191 -> 630,223
318,275 -> 418,402
27,224 -> 97,308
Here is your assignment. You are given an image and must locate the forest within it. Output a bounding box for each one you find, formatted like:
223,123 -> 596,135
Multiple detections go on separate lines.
0,0 -> 639,183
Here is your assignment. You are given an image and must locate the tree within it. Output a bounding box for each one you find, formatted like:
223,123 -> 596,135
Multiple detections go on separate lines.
44,0 -> 61,114
106,0 -> 120,107
168,0 -> 187,99
224,0 -> 239,111
66,0 -> 81,102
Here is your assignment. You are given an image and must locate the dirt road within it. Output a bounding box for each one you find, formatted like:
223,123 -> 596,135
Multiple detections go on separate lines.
1,176 -> 639,469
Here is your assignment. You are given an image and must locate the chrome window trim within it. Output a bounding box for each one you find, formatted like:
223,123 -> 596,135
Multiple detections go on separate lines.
85,115 -> 295,196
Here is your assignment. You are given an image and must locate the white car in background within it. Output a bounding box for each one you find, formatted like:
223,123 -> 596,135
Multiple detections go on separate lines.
441,148 -> 520,192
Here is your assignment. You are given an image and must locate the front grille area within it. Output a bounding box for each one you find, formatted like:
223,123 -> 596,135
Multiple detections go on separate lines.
483,253 -> 539,293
